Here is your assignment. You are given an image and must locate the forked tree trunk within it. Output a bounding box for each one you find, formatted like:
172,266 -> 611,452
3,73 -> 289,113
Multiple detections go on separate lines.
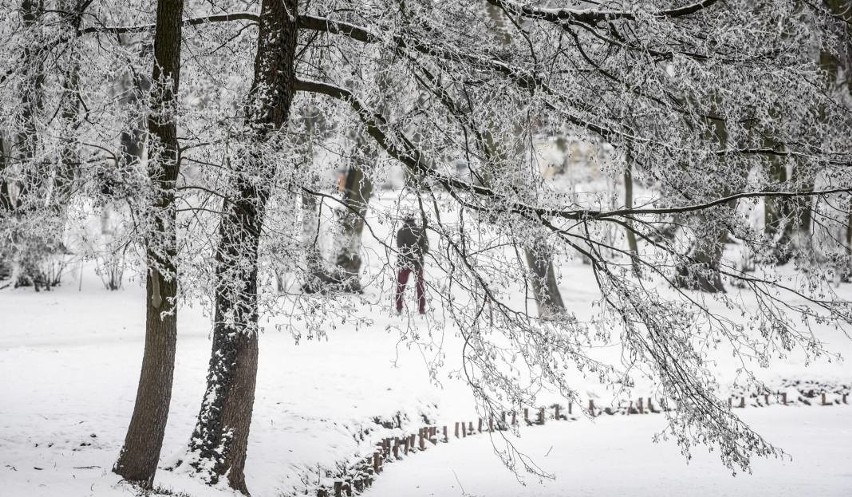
524,239 -> 565,320
675,211 -> 727,293
189,0 -> 298,493
113,0 -> 184,488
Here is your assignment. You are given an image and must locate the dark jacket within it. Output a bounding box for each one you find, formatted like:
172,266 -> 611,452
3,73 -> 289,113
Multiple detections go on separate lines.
396,220 -> 428,268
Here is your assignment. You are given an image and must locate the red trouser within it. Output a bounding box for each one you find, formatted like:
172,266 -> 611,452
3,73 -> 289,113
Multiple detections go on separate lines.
395,267 -> 425,314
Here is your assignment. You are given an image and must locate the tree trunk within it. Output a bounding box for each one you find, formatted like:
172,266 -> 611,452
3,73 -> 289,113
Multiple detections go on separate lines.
9,0 -> 46,289
113,0 -> 184,488
624,158 -> 640,277
524,239 -> 565,320
15,0 -> 46,208
0,135 -> 10,214
51,0 -> 84,214
675,210 -> 727,293
189,0 -> 298,492
331,161 -> 374,292
0,135 -> 11,282
299,188 -> 327,292
485,4 -> 566,317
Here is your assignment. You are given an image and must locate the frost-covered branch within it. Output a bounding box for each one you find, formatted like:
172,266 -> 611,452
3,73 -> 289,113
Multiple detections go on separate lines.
485,0 -> 720,25
78,12 -> 260,35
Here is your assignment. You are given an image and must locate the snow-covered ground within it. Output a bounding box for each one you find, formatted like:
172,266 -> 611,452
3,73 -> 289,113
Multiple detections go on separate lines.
2,260 -> 851,497
2,187 -> 852,496
0,277 -> 474,497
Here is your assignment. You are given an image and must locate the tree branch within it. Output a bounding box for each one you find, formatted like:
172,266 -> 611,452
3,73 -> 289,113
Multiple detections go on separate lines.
295,77 -> 851,226
484,0 -> 719,25
79,12 -> 259,35
594,186 -> 852,219
296,15 -> 380,43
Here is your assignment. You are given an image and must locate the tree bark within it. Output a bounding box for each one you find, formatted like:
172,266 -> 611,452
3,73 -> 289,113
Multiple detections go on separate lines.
300,187 -> 327,292
0,135 -> 10,214
189,0 -> 298,493
16,0 -> 46,208
675,209 -> 728,293
331,161 -> 374,292
113,0 -> 184,488
763,160 -> 793,263
524,239 -> 565,320
486,4 -> 566,316
51,0 -> 85,214
0,135 -> 11,282
8,0 -> 46,289
624,157 -> 641,277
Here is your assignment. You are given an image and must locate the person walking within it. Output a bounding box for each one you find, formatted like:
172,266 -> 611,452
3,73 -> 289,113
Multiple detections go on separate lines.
395,215 -> 428,314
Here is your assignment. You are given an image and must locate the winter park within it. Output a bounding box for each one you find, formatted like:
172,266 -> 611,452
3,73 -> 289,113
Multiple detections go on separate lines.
2,0 -> 852,496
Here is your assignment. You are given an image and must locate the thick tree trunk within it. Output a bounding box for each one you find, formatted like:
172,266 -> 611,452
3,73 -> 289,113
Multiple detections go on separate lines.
113,0 -> 184,488
673,102 -> 734,293
190,192 -> 264,492
485,4 -> 566,316
762,159 -> 817,265
189,0 -> 298,493
0,135 -> 11,214
764,161 -> 792,263
16,0 -> 46,207
9,0 -> 47,289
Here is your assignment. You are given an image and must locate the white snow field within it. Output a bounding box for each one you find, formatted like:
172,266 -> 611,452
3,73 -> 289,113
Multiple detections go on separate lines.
2,260 -> 851,497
